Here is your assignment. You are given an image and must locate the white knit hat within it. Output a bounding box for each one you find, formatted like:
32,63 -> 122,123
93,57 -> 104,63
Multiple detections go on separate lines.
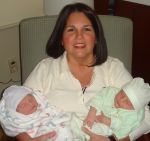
3,85 -> 33,111
122,78 -> 150,110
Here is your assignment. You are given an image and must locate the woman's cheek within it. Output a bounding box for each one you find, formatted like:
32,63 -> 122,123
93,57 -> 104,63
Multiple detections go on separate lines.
88,35 -> 96,44
62,36 -> 73,48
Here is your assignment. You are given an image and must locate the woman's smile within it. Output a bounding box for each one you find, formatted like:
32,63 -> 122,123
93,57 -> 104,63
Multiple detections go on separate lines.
74,43 -> 86,48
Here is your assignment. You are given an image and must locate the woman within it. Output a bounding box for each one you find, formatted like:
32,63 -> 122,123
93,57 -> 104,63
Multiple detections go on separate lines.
16,3 -> 150,141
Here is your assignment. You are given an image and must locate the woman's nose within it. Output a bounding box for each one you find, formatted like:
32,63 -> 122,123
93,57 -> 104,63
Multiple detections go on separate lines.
76,30 -> 83,39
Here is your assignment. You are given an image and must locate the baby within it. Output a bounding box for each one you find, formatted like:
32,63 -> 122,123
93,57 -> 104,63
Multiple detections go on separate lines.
71,78 -> 150,140
0,85 -> 72,141
84,77 -> 150,140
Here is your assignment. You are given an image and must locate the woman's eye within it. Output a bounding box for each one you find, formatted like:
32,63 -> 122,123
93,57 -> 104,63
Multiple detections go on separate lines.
84,27 -> 91,31
66,28 -> 75,32
83,26 -> 93,32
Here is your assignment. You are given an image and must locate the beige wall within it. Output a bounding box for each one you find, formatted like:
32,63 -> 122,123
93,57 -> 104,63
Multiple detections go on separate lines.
0,0 -> 44,27
0,0 -> 44,96
0,26 -> 20,95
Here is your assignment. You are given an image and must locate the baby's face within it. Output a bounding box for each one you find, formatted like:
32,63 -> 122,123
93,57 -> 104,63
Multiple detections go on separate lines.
16,94 -> 38,115
114,90 -> 134,110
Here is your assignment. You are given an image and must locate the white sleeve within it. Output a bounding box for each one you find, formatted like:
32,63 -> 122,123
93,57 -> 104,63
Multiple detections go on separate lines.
129,106 -> 150,141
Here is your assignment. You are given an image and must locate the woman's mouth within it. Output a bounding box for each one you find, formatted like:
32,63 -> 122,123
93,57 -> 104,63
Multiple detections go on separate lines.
74,43 -> 85,48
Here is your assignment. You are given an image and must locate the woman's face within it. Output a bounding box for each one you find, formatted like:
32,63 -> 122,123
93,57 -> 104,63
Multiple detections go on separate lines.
62,12 -> 96,63
16,94 -> 38,115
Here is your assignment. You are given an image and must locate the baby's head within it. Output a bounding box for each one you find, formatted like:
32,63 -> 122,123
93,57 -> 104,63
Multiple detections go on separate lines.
3,85 -> 38,115
115,90 -> 134,110
116,78 -> 150,110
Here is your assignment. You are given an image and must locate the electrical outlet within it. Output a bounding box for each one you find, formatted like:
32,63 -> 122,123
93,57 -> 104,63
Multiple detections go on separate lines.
8,59 -> 18,73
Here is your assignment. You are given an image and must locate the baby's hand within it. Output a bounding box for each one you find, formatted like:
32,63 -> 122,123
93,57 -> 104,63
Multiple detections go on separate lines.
83,107 -> 97,129
83,119 -> 93,129
83,115 -> 95,129
96,112 -> 111,126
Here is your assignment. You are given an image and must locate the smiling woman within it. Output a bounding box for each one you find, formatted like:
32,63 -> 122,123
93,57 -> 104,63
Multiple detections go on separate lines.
62,12 -> 96,67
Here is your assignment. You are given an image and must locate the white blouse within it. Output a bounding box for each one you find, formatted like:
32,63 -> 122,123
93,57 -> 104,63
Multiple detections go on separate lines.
24,52 -> 150,140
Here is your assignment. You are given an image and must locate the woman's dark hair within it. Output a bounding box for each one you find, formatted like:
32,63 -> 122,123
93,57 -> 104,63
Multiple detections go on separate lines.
46,2 -> 108,66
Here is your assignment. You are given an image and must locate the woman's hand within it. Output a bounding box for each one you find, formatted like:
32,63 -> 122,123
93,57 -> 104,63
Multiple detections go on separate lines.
82,126 -> 109,141
117,136 -> 130,141
35,131 -> 56,141
82,126 -> 131,141
16,131 -> 56,141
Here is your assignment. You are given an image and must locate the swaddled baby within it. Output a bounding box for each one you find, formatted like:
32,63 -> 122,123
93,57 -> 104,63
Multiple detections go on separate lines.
0,85 -> 72,141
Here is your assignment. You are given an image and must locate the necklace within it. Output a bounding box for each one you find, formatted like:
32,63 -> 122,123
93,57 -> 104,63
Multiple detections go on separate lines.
82,86 -> 87,94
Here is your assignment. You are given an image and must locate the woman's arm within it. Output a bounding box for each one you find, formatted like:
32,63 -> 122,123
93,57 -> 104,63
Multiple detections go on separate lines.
82,127 -> 109,141
16,131 -> 56,141
82,126 -> 131,141
117,136 -> 130,141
